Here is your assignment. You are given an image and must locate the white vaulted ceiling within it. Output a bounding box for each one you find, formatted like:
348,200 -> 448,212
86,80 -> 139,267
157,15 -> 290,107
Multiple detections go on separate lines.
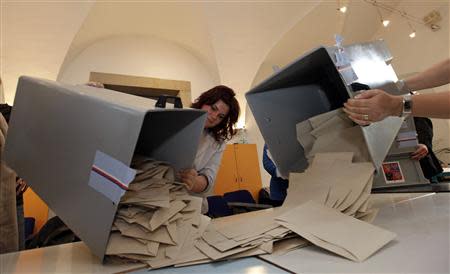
1,0 -> 447,112
0,1 -> 370,103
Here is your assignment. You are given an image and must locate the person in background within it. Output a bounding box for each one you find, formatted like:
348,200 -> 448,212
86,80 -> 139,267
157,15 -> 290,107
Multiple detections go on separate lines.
413,117 -> 443,181
344,59 -> 450,125
178,85 -> 240,213
262,144 -> 289,207
0,103 -> 28,252
0,112 -> 19,254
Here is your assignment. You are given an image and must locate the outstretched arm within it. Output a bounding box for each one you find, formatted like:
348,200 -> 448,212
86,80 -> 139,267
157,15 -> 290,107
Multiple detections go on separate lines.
344,90 -> 450,125
405,59 -> 450,91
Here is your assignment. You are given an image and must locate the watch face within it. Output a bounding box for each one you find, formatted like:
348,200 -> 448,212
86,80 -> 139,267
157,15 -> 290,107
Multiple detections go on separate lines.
403,94 -> 412,113
404,99 -> 412,112
402,94 -> 412,116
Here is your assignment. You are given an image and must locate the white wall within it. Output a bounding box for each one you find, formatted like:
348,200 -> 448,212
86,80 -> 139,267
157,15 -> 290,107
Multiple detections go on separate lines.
1,2 -> 93,105
57,35 -> 218,101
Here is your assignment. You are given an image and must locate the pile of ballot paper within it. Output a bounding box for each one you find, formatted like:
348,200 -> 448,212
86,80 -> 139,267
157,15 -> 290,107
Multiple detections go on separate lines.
278,152 -> 396,262
105,156 -> 211,269
105,108 -> 397,268
179,108 -> 396,264
191,151 -> 395,263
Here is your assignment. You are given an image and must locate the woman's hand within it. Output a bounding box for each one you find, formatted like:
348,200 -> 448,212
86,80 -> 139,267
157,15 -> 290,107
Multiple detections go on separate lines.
343,89 -> 403,125
85,81 -> 104,88
411,144 -> 429,160
177,169 -> 198,190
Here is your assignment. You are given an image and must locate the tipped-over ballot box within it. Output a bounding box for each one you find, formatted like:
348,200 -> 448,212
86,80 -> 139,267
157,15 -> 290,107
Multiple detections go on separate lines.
4,76 -> 206,259
246,40 -> 427,189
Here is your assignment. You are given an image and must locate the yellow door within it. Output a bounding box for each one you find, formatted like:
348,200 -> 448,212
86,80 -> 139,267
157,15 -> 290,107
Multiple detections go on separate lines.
235,144 -> 262,201
213,145 -> 239,195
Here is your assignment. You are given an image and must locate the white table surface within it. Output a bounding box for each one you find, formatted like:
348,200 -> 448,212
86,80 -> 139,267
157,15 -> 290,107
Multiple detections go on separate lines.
2,193 -> 448,274
261,192 -> 450,274
0,241 -> 145,274
130,257 -> 289,274
0,241 -> 289,274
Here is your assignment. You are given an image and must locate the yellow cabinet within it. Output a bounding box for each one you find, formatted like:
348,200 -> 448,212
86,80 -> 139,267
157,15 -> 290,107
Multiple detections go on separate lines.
24,188 -> 48,233
214,144 -> 262,201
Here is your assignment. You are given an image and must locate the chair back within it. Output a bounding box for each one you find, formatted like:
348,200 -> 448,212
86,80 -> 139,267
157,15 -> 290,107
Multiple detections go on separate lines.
206,195 -> 233,218
223,190 -> 256,204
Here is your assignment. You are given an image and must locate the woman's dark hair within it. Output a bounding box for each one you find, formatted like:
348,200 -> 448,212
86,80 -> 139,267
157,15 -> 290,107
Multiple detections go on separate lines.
191,85 -> 240,143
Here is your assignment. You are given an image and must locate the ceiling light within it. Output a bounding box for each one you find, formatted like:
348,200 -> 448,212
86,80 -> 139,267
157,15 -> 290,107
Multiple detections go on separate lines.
339,6 -> 347,13
376,6 -> 390,27
407,21 -> 416,38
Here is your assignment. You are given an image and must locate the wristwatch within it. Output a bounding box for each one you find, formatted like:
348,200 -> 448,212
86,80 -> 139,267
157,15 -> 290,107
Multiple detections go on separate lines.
400,93 -> 413,117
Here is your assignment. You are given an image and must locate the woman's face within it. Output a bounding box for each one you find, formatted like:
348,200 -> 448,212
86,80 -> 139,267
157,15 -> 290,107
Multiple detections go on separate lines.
201,99 -> 230,129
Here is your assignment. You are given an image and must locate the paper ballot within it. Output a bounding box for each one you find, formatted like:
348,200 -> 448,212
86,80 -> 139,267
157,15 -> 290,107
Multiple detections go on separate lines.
276,200 -> 396,262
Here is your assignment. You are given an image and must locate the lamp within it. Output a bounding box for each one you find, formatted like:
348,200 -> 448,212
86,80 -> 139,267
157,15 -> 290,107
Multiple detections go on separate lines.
337,0 -> 347,13
407,21 -> 416,38
376,6 -> 390,27
364,0 -> 441,37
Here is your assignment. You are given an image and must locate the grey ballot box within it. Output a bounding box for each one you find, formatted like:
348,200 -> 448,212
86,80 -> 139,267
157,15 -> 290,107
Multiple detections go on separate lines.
4,76 -> 206,259
246,40 -> 427,188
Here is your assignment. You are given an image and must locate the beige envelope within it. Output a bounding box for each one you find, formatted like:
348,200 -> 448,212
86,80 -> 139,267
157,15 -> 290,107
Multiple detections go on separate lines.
194,238 -> 257,260
276,200 -> 396,262
214,209 -> 276,239
106,232 -> 151,256
202,225 -> 238,252
309,126 -> 370,162
272,236 -> 309,256
114,218 -> 175,245
340,174 -> 373,214
310,152 -> 354,168
116,206 -> 148,220
326,162 -> 374,211
310,115 -> 353,139
282,172 -> 330,210
149,200 -> 186,231
309,108 -> 347,129
355,208 -> 379,223
165,222 -> 191,259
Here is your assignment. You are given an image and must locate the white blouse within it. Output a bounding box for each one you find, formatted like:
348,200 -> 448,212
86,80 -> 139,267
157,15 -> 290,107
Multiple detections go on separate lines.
193,130 -> 226,196
192,130 -> 226,214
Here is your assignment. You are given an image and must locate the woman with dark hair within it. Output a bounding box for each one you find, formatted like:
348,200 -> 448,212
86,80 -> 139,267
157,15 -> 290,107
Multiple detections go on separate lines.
178,85 -> 240,212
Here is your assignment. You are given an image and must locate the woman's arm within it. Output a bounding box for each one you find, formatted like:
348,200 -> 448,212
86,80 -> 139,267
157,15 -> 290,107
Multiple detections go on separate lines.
411,91 -> 450,119
178,169 -> 208,192
344,90 -> 450,125
179,142 -> 226,194
405,59 -> 450,91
